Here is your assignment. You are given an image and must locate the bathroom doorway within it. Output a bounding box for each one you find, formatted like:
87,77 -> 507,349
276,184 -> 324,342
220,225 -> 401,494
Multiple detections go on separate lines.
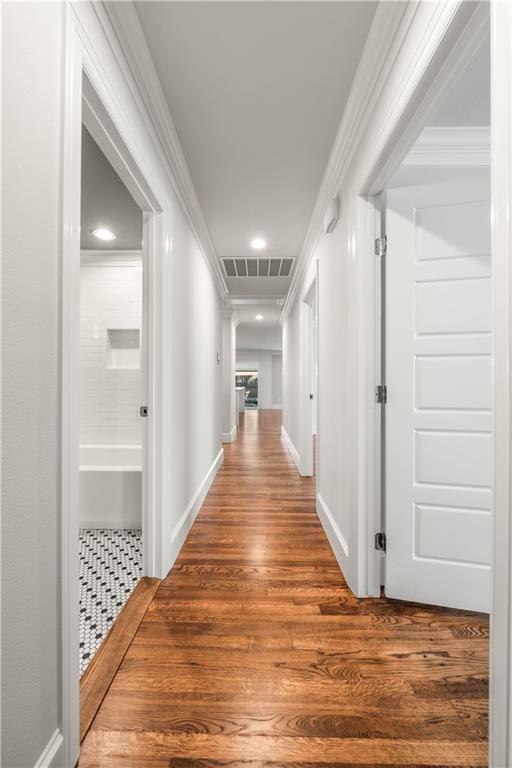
78,125 -> 145,675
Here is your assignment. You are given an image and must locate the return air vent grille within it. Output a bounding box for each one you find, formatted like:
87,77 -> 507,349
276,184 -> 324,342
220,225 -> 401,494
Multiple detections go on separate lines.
222,257 -> 294,278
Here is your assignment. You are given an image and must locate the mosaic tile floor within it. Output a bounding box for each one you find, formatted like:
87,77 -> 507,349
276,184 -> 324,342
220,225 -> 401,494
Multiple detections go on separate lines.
79,528 -> 142,676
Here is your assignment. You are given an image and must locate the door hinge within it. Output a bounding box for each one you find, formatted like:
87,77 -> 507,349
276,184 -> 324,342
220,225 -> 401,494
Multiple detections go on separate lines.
140,406 -> 148,417
375,532 -> 387,552
375,236 -> 387,257
375,384 -> 387,404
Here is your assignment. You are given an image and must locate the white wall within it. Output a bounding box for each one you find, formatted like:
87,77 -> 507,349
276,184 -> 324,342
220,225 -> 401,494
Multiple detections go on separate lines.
2,3 -> 224,766
236,350 -> 282,410
222,311 -> 238,441
282,300 -> 302,451
2,4 -> 64,765
236,323 -> 282,351
80,257 -> 142,448
272,353 -> 283,407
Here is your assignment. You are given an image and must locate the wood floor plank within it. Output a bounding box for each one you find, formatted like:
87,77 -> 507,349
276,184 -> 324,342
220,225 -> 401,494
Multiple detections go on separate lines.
80,576 -> 160,742
79,410 -> 488,766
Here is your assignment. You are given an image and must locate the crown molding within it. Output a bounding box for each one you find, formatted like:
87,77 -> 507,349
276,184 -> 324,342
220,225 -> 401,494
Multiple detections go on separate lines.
279,1 -> 412,324
403,126 -> 490,167
94,2 -> 228,297
280,1 -> 484,325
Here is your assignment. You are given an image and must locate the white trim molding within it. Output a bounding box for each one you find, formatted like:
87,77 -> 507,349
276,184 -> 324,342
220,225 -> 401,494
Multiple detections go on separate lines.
403,126 -> 490,167
222,425 -> 237,443
490,1 -> 512,764
33,730 -> 63,768
281,424 -> 300,472
280,1 -> 411,325
99,2 -> 227,298
316,493 -> 349,558
168,448 -> 224,565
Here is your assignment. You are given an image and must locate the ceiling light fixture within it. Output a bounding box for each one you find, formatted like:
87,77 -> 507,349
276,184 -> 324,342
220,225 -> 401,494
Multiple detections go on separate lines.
250,237 -> 267,250
255,314 -> 264,321
92,227 -> 116,241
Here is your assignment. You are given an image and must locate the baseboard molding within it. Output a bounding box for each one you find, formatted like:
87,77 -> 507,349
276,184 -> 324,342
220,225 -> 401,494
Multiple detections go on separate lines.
271,404 -> 283,410
170,448 -> 224,554
281,425 -> 300,472
34,729 -> 63,768
221,425 -> 237,443
80,520 -> 141,530
316,492 -> 350,572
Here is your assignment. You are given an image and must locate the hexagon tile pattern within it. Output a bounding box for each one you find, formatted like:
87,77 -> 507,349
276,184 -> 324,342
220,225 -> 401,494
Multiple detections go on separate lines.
79,528 -> 142,676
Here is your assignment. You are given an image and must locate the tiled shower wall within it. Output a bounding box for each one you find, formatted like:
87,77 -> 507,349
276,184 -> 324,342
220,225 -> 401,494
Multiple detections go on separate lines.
80,257 -> 142,446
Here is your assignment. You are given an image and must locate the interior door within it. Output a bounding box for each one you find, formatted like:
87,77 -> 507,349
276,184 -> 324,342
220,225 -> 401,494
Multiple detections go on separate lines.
385,176 -> 491,612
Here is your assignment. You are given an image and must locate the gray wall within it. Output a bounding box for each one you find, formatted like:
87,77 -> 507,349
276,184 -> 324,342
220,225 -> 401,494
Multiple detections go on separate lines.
2,3 -> 64,765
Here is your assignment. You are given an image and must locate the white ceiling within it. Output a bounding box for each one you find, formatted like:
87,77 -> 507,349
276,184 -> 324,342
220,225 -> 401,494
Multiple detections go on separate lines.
135,0 -> 377,299
235,304 -> 283,326
81,127 -> 142,251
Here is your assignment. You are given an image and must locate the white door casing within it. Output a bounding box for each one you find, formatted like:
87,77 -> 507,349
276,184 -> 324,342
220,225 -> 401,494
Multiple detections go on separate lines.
385,176 -> 491,612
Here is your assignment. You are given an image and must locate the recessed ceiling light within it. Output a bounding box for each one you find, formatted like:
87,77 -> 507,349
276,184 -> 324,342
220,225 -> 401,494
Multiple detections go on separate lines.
92,227 -> 116,241
250,237 -> 267,250
255,314 -> 264,320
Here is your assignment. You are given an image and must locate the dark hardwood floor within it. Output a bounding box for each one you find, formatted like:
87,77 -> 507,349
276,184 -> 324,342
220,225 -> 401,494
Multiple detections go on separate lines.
79,409 -> 489,767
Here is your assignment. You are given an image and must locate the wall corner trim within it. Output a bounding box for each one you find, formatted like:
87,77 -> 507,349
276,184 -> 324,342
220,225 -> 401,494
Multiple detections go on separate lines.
222,426 -> 237,443
279,1 -> 410,324
168,448 -> 224,564
33,730 -> 63,768
281,425 -> 301,472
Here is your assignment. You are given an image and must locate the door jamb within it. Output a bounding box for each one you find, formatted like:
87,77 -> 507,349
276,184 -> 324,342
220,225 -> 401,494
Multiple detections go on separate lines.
299,266 -> 318,477
61,9 -> 164,765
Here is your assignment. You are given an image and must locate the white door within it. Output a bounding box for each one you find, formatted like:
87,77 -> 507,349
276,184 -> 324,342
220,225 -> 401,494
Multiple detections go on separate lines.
385,176 -> 491,612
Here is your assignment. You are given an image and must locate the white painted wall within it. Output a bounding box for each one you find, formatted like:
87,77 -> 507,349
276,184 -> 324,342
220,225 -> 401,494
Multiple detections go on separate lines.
2,4 -> 64,766
236,323 -> 282,351
282,300 -> 302,451
222,311 -> 238,441
236,350 -> 282,410
272,353 -> 283,407
2,3 -> 224,765
80,258 -> 142,447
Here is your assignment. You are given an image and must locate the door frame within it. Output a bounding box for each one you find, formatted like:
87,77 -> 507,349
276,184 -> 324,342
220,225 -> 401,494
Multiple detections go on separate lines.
352,0 -> 512,762
60,6 -> 164,764
355,1 -> 491,600
298,265 -> 318,477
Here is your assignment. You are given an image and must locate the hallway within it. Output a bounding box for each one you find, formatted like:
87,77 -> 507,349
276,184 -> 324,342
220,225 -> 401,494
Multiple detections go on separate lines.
79,410 -> 488,766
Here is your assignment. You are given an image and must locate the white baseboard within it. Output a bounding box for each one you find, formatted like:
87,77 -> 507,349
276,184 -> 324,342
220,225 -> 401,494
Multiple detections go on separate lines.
316,492 -> 350,573
281,424 -> 300,471
34,729 -> 63,768
271,404 -> 282,410
221,425 -> 237,443
169,448 -> 224,556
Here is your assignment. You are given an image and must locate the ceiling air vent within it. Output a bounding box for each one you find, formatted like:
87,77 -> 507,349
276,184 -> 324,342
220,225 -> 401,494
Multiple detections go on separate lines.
222,257 -> 294,278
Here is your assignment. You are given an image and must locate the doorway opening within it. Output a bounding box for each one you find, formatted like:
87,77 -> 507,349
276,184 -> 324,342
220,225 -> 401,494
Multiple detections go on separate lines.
78,125 -> 145,675
299,272 -> 318,479
61,52 -> 163,759
236,368 -> 259,408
